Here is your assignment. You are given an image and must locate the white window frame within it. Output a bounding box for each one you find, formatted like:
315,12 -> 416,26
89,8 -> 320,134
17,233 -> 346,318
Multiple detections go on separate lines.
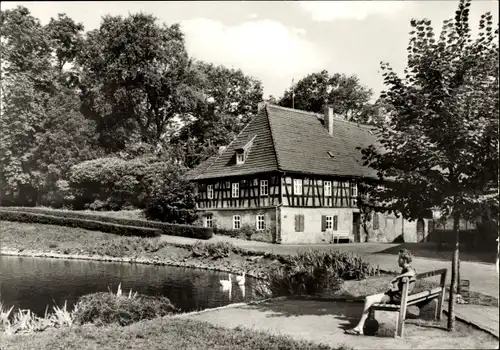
293,179 -> 303,195
350,182 -> 358,197
233,215 -> 241,229
256,214 -> 265,231
260,180 -> 269,196
205,214 -> 213,228
324,181 -> 332,196
232,182 -> 239,198
326,216 -> 333,230
207,185 -> 214,199
236,152 -> 245,164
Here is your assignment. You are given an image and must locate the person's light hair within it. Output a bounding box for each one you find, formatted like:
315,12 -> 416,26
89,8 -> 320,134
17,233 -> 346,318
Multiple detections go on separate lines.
399,248 -> 412,264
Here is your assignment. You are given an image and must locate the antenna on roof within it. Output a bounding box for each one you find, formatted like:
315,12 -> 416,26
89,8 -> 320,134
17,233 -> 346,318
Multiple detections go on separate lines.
292,78 -> 295,109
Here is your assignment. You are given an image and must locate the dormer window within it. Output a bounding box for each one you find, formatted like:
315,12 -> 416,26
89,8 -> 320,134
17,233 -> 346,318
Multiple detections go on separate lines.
236,151 -> 245,165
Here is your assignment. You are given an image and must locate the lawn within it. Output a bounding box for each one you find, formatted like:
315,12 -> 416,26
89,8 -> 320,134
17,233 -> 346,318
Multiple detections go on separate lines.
0,317 -> 341,350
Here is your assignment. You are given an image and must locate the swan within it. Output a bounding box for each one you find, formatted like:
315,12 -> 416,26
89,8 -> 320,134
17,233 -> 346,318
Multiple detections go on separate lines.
220,274 -> 232,289
235,271 -> 246,286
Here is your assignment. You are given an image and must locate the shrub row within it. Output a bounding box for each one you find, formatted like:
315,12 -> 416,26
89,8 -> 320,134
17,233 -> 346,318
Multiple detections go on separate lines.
428,228 -> 496,251
0,210 -> 161,238
1,207 -> 213,239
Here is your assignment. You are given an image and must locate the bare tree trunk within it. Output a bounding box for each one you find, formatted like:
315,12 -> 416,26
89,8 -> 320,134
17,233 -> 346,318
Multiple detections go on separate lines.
447,212 -> 460,331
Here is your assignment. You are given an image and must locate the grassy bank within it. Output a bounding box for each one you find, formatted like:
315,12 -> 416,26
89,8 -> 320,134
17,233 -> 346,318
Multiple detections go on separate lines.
0,221 -> 284,279
0,317 -> 343,350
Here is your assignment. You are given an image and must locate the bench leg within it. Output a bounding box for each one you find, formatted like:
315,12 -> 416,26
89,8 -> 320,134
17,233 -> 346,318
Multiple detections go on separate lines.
396,304 -> 407,338
436,292 -> 445,321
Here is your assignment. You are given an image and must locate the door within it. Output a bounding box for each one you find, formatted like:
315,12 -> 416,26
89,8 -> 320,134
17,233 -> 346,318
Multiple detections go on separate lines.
416,218 -> 425,242
352,213 -> 361,243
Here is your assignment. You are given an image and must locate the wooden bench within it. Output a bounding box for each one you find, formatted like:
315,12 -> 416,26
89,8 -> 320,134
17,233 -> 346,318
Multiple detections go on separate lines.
369,268 -> 448,338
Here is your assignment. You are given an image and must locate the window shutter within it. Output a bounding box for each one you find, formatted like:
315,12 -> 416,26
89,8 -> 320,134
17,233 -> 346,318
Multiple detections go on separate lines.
333,215 -> 338,231
300,215 -> 305,232
321,215 -> 326,232
295,215 -> 299,232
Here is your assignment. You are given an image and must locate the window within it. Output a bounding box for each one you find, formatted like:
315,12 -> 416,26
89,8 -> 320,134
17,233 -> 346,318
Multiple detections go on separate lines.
322,215 -> 338,231
324,181 -> 332,196
350,182 -> 358,197
260,180 -> 268,196
293,179 -> 303,195
294,214 -> 305,232
236,152 -> 245,164
205,214 -> 213,228
326,216 -> 333,230
232,182 -> 239,198
233,215 -> 241,229
256,215 -> 265,230
207,185 -> 214,199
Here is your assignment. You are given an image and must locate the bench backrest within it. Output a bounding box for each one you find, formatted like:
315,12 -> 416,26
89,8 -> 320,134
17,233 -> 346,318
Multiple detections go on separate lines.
400,268 -> 448,305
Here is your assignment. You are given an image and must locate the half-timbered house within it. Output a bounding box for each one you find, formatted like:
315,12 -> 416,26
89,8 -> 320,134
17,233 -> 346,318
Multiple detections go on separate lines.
186,103 -> 432,244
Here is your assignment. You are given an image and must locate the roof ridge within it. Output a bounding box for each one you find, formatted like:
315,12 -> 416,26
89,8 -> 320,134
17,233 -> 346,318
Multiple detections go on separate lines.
266,104 -> 321,118
194,117 -> 254,180
264,105 -> 282,171
268,103 -> 377,130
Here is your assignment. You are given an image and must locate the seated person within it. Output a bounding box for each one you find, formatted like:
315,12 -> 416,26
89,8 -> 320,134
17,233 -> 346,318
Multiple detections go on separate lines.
345,248 -> 416,335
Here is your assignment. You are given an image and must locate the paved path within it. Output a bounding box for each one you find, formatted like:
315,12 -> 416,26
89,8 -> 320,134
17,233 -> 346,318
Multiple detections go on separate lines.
179,299 -> 498,349
444,303 -> 499,338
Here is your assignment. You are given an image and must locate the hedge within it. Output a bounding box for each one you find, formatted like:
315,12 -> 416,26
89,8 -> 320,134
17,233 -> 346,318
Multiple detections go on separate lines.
0,207 -> 213,240
0,210 -> 161,237
427,229 -> 496,252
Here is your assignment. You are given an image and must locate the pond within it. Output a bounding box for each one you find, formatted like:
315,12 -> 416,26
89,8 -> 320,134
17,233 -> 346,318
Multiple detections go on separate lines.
0,256 -> 258,316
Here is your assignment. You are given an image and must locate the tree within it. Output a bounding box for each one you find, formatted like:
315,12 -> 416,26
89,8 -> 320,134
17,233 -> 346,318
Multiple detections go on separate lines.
170,61 -> 263,168
360,0 -> 498,331
77,13 -> 203,152
278,70 -> 375,123
1,7 -> 100,207
45,13 -> 84,72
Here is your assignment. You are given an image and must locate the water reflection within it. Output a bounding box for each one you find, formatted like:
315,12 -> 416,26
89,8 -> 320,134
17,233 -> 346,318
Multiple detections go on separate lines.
0,256 -> 256,316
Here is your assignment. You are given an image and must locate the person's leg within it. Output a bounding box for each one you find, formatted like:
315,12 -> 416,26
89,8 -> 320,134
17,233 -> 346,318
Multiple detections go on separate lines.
348,293 -> 391,334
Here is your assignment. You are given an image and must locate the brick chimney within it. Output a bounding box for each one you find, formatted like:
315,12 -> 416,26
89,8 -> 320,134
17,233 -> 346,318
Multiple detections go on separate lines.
218,146 -> 226,155
324,105 -> 334,137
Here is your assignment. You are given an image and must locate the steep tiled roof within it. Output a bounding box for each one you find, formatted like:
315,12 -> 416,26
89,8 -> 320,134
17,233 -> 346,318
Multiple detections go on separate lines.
193,107 -> 279,179
190,104 -> 380,180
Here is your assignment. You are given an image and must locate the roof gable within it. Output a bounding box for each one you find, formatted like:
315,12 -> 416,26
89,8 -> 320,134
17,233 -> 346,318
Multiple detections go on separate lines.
193,108 -> 279,179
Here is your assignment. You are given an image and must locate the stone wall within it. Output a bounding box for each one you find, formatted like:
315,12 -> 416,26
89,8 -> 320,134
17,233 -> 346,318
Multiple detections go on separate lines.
199,208 -> 277,242
362,212 -> 432,243
279,207 -> 355,244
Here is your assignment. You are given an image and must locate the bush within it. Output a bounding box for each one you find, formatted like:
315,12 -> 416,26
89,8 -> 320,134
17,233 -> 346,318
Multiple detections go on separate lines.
1,207 -> 213,239
68,157 -> 193,213
263,249 -> 378,297
190,241 -> 232,259
72,290 -> 179,326
85,237 -> 169,257
0,210 -> 161,237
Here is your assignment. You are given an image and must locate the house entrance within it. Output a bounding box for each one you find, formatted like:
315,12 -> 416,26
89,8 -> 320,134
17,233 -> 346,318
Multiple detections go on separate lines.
416,218 -> 425,242
352,213 -> 361,243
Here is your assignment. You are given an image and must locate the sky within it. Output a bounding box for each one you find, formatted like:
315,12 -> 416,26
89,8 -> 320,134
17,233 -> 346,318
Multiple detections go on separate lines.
3,1 -> 498,100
